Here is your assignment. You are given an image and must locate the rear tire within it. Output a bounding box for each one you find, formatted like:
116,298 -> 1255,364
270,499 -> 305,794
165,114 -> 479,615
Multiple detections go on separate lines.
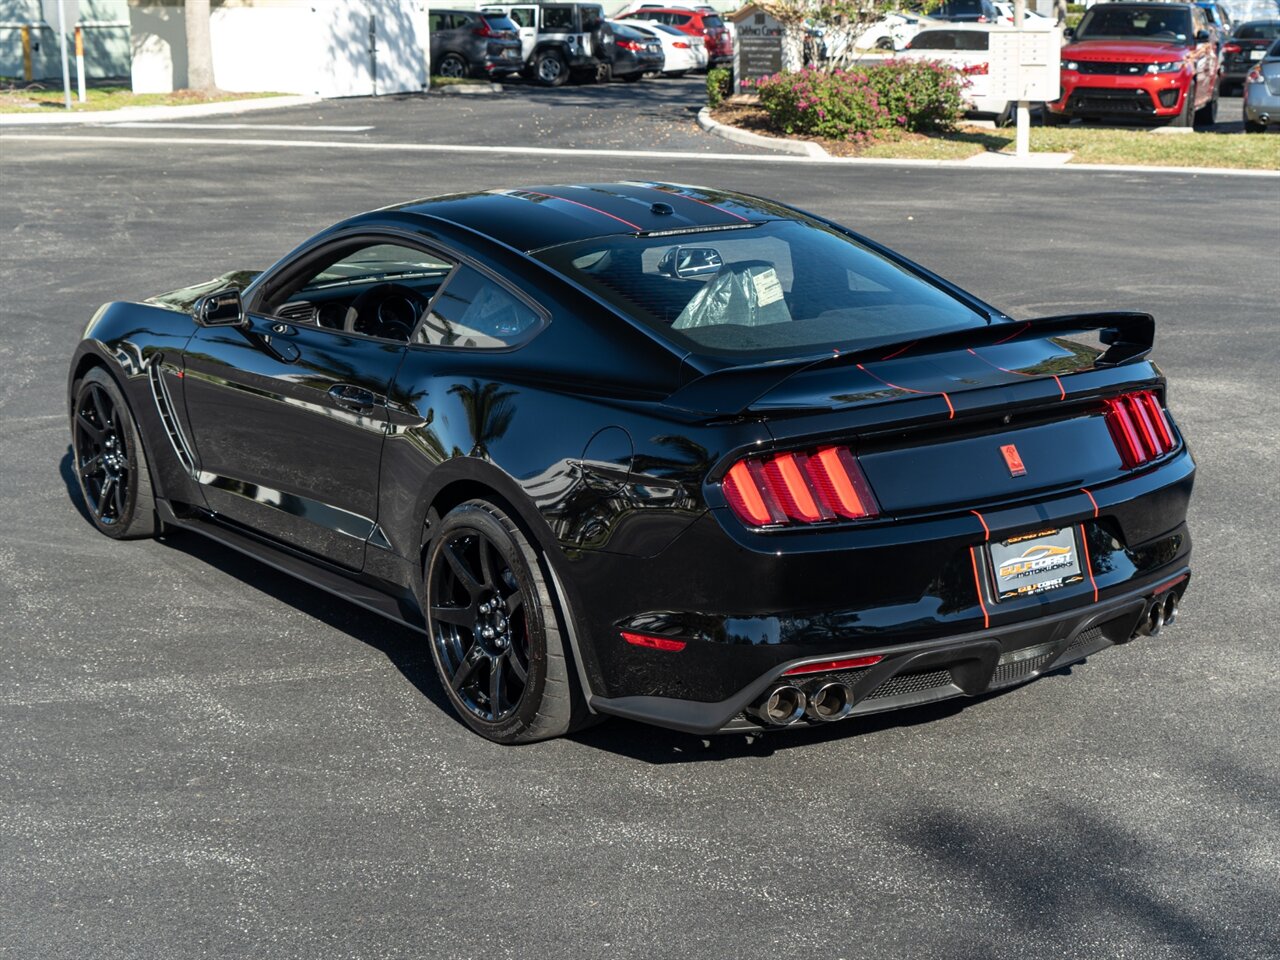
70,368 -> 157,540
424,500 -> 591,744
1193,85 -> 1219,127
533,49 -> 568,87
436,53 -> 469,80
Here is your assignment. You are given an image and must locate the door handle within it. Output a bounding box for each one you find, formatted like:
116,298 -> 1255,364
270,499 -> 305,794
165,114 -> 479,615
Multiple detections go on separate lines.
327,384 -> 380,414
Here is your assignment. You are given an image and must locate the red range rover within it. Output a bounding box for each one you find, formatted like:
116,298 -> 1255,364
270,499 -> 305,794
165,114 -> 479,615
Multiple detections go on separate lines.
1047,1 -> 1221,127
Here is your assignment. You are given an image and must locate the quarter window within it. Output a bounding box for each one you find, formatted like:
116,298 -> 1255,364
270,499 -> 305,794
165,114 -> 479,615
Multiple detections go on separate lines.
415,266 -> 542,349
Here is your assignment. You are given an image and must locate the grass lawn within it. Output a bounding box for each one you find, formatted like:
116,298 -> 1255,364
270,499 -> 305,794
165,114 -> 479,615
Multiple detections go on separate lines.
711,104 -> 1280,169
0,83 -> 286,114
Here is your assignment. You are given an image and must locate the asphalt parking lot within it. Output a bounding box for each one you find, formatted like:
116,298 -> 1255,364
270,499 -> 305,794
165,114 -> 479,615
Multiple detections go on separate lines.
2,84 -> 1278,960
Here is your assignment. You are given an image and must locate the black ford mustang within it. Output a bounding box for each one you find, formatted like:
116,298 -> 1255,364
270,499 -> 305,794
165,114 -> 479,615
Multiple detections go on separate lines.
67,182 -> 1194,743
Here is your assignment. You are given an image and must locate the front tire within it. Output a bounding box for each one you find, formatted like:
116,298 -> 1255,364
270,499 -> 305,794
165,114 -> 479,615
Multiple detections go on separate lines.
424,500 -> 585,743
1171,83 -> 1195,127
70,368 -> 157,540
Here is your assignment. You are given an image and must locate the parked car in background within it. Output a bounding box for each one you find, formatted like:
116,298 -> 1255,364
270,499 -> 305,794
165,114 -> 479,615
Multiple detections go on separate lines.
428,9 -> 524,79
919,0 -> 1000,24
1243,36 -> 1280,129
992,2 -> 1053,25
852,12 -> 929,51
1221,19 -> 1280,91
482,3 -> 537,61
482,2 -> 610,86
1046,2 -> 1221,127
622,19 -> 705,75
619,7 -> 733,64
607,21 -> 666,80
900,25 -> 1019,124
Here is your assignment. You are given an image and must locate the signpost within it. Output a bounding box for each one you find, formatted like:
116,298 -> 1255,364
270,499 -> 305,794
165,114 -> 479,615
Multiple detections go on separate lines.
731,6 -> 784,91
987,2 -> 1061,158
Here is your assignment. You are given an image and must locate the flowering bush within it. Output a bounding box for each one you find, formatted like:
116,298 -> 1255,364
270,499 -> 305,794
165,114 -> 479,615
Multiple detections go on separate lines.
753,60 -> 967,141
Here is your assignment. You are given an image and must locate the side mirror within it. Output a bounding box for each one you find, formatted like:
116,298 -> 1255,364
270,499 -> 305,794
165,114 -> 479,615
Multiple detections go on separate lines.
1063,26 -> 1074,39
195,288 -> 246,327
658,246 -> 724,279
1195,28 -> 1211,42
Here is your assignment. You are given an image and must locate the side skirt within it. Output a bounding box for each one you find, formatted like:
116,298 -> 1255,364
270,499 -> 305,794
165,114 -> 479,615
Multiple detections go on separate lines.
156,499 -> 424,631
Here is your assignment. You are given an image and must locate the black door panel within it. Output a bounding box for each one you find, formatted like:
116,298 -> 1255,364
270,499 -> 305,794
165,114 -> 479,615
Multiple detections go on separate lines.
182,315 -> 406,569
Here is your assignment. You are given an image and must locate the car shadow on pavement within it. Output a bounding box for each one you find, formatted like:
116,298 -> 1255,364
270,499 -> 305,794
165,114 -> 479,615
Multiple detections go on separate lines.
59,448 -> 95,527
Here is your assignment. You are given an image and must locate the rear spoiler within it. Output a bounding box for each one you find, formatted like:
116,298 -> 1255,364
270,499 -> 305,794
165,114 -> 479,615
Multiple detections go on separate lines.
665,311 -> 1156,416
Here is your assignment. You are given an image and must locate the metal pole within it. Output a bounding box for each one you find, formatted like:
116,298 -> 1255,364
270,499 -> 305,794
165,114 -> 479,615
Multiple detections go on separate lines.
75,24 -> 86,103
1014,0 -> 1030,158
57,1 -> 72,110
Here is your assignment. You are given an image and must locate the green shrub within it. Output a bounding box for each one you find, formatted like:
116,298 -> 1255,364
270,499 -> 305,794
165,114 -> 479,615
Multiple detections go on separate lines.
753,60 -> 967,141
706,66 -> 732,107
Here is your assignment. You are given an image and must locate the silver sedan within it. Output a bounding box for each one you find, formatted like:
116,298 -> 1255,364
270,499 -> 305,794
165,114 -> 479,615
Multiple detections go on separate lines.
1244,37 -> 1280,132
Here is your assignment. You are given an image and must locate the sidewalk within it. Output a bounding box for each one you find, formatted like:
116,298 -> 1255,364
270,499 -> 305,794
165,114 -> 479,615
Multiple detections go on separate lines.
0,94 -> 321,126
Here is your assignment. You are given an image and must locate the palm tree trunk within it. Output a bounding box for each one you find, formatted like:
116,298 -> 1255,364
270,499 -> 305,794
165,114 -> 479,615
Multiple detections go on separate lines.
185,0 -> 216,91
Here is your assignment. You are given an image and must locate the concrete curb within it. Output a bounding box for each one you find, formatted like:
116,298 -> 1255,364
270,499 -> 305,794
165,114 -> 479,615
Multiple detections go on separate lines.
697,106 -> 829,159
430,83 -> 505,96
696,105 -> 1278,176
0,94 -> 322,126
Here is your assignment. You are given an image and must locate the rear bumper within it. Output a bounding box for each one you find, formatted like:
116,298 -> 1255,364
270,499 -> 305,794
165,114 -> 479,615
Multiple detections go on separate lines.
592,570 -> 1191,734
1244,87 -> 1280,122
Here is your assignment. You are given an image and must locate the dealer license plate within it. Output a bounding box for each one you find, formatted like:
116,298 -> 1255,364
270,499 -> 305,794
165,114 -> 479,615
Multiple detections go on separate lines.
988,527 -> 1084,601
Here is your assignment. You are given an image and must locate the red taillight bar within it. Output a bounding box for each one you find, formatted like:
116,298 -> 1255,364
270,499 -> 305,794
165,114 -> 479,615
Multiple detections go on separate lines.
621,631 -> 687,652
782,655 -> 883,676
722,444 -> 879,528
1104,391 -> 1175,469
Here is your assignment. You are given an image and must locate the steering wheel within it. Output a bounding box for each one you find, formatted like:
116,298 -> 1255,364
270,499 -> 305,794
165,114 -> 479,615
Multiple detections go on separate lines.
342,282 -> 430,340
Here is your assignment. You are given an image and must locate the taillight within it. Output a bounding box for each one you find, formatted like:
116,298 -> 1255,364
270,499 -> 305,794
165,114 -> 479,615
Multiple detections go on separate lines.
721,445 -> 879,528
1223,42 -> 1242,54
673,41 -> 689,48
1103,391 -> 1176,469
963,62 -> 991,75
616,39 -> 644,51
473,22 -> 493,37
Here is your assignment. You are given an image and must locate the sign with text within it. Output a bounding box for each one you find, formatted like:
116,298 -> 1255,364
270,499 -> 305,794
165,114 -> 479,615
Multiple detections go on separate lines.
987,26 -> 1062,101
732,6 -> 783,87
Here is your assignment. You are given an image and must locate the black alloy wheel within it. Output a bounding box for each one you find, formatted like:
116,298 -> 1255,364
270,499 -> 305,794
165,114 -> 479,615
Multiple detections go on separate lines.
1172,82 -> 1196,126
71,368 -> 156,539
424,500 -> 590,743
437,53 -> 468,79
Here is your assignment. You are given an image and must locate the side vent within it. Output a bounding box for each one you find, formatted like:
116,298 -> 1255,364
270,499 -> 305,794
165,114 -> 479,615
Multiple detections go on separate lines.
276,301 -> 316,324
149,361 -> 198,479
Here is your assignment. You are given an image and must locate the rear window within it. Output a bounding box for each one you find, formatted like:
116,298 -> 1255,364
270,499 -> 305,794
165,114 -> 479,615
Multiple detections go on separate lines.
702,14 -> 724,28
534,220 -> 986,360
1236,20 -> 1280,39
612,23 -> 648,40
1075,5 -> 1194,41
483,14 -> 519,31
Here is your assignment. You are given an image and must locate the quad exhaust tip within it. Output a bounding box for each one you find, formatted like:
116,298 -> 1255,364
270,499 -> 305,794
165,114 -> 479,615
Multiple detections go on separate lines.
748,684 -> 807,726
805,681 -> 853,723
1138,599 -> 1165,638
1163,592 -> 1179,626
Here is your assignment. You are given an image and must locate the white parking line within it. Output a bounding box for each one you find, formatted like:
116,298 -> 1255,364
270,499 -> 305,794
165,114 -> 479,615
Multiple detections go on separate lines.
106,122 -> 375,132
3,132 -> 1277,176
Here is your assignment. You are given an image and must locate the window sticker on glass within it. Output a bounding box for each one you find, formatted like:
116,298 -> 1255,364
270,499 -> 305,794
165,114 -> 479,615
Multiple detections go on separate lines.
751,268 -> 784,307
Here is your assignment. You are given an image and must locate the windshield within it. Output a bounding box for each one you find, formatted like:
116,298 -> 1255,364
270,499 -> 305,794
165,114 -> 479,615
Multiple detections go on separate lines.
1075,5 -> 1194,41
534,219 -> 987,360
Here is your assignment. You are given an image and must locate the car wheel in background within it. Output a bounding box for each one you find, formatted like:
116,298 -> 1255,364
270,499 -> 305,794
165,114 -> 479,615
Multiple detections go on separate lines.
1244,119 -> 1267,133
424,500 -> 587,744
533,49 -> 568,87
70,368 -> 157,540
436,53 -> 469,80
876,37 -> 895,50
995,101 -> 1015,127
1194,85 -> 1219,127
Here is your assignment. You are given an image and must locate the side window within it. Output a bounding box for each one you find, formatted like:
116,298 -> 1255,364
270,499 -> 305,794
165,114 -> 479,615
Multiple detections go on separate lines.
543,6 -> 574,30
264,240 -> 453,342
671,13 -> 692,25
415,266 -> 542,349
429,13 -> 446,31
509,8 -> 534,27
